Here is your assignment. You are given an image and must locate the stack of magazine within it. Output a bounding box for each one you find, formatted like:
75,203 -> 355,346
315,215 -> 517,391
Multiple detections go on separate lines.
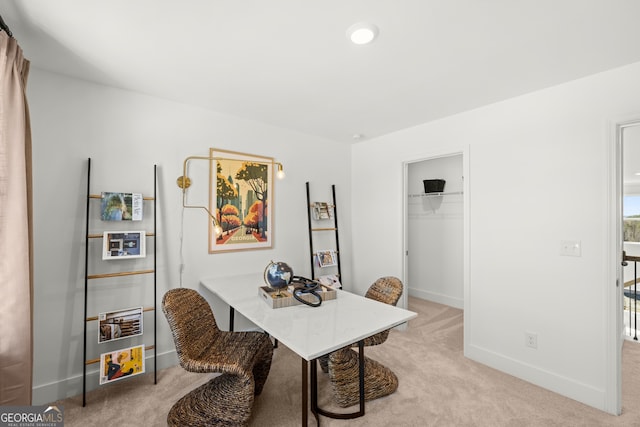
97,191 -> 147,385
317,274 -> 341,289
315,249 -> 337,267
312,202 -> 334,220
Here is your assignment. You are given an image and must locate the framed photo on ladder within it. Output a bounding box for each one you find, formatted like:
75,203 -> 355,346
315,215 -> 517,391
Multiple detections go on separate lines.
102,231 -> 146,260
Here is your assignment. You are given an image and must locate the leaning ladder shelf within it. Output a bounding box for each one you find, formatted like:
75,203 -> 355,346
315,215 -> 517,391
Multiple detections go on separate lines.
305,182 -> 342,283
82,158 -> 157,406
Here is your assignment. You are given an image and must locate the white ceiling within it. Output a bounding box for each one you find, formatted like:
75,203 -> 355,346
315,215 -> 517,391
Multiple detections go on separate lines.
3,0 -> 640,143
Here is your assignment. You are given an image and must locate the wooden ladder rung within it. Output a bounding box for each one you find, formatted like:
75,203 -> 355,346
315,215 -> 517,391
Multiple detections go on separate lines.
87,270 -> 154,280
88,233 -> 155,238
313,250 -> 339,255
89,194 -> 154,201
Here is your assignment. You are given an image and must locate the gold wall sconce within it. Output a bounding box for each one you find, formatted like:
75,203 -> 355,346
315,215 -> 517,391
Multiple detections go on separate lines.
176,154 -> 285,236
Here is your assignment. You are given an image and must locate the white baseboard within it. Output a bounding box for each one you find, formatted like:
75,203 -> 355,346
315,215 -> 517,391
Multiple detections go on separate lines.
464,343 -> 608,413
408,287 -> 463,309
32,350 -> 179,405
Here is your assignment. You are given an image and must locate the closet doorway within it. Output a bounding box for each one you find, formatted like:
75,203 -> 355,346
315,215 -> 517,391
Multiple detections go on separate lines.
404,153 -> 464,309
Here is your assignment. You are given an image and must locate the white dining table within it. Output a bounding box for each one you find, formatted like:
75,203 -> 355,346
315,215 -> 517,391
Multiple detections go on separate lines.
200,273 -> 417,425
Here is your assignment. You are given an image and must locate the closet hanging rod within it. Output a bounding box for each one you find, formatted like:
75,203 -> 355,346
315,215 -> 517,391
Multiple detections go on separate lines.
0,14 -> 13,38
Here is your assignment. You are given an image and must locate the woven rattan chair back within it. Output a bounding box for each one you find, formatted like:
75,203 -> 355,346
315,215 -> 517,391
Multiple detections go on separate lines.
162,287 -> 222,369
365,276 -> 403,306
362,276 -> 403,346
162,288 -> 274,426
319,276 -> 404,374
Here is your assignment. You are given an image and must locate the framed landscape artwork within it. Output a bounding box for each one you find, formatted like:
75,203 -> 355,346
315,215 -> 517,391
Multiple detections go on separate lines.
209,148 -> 274,253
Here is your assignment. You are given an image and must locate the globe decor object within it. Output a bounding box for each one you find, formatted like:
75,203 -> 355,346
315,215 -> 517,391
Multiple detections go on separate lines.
263,260 -> 293,297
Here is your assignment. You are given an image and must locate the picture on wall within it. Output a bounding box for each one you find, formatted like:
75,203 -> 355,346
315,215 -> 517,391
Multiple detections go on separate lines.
98,306 -> 143,343
209,148 -> 274,253
99,345 -> 145,385
102,231 -> 146,260
101,192 -> 143,221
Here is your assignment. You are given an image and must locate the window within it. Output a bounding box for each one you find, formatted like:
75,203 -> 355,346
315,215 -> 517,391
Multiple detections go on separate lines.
624,195 -> 640,242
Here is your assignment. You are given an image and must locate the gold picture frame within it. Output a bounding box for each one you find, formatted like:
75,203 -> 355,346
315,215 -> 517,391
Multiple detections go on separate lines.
209,148 -> 274,253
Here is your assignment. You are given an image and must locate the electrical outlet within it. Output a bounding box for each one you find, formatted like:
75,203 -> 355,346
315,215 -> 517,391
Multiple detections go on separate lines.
525,332 -> 538,349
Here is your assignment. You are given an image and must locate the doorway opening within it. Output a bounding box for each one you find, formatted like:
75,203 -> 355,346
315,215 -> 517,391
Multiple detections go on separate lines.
622,123 -> 640,340
404,153 -> 464,309
605,118 -> 640,415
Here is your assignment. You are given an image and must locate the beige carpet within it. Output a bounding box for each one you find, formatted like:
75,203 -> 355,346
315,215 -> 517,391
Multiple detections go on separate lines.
52,297 -> 640,426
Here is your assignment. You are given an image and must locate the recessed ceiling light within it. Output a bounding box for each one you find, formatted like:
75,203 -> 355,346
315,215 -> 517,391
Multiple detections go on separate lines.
346,23 -> 379,45
635,172 -> 640,176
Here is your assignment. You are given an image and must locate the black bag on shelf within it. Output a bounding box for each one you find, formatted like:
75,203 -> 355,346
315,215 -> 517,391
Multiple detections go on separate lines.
423,179 -> 446,193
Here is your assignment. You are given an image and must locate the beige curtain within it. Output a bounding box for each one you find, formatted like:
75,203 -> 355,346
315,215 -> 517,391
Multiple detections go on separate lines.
0,31 -> 32,405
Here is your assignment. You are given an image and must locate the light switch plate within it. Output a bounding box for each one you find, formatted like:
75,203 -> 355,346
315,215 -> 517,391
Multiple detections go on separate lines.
560,240 -> 581,257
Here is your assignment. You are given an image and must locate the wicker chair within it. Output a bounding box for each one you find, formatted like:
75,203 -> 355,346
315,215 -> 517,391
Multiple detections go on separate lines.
321,276 -> 403,407
319,276 -> 403,373
162,288 -> 273,426
359,276 -> 404,345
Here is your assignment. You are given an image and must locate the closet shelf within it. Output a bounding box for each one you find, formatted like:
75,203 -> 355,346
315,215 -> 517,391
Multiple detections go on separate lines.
409,191 -> 463,198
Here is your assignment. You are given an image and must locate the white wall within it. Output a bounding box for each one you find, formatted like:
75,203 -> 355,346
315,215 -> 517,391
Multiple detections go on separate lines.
28,69 -> 352,404
407,155 -> 463,308
351,61 -> 640,413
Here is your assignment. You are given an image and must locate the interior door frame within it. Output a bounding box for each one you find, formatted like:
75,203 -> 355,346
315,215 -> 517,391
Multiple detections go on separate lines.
402,147 -> 469,319
606,116 -> 640,414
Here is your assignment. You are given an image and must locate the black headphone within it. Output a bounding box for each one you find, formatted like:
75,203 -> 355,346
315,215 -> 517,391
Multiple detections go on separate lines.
290,276 -> 322,307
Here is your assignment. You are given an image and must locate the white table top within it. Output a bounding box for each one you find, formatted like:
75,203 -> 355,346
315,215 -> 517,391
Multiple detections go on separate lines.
200,273 -> 417,361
